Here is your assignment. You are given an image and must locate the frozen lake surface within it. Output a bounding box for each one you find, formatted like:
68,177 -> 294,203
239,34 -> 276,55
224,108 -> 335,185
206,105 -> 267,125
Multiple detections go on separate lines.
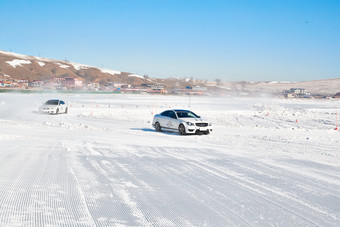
0,93 -> 339,226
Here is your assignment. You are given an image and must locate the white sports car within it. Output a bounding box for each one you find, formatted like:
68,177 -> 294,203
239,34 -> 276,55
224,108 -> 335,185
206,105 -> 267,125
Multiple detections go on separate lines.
152,109 -> 212,135
39,99 -> 68,114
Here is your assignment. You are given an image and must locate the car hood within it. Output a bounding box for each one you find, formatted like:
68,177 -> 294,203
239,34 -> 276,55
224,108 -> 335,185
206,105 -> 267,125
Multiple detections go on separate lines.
180,118 -> 210,123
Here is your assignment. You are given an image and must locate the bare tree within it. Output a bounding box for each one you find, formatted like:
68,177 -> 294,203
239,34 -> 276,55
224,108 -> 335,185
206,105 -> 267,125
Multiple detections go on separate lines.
215,78 -> 222,86
240,81 -> 247,90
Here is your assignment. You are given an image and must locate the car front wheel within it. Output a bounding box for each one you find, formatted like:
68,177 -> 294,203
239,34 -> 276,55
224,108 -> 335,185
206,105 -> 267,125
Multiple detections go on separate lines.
55,108 -> 59,115
155,122 -> 161,131
178,124 -> 186,135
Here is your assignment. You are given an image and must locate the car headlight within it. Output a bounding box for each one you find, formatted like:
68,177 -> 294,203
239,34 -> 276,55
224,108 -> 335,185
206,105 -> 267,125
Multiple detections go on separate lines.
209,122 -> 212,126
186,122 -> 194,126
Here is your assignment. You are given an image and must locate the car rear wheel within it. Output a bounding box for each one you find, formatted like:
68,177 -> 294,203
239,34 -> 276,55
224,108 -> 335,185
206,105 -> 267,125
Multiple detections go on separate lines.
65,107 -> 68,114
179,124 -> 186,135
155,122 -> 161,131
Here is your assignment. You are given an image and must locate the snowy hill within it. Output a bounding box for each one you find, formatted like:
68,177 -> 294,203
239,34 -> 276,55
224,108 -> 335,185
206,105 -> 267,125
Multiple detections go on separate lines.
0,50 -> 217,91
0,50 -> 146,86
1,49 -> 339,95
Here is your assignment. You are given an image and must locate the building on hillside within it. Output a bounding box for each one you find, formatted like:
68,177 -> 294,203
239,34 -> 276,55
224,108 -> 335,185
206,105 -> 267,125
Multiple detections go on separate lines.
113,83 -> 129,89
141,83 -> 153,87
192,86 -> 207,91
281,88 -> 308,98
148,89 -> 167,94
17,79 -> 28,83
290,88 -> 306,95
183,86 -> 208,95
151,84 -> 165,90
87,83 -> 100,91
0,81 -> 11,87
4,81 -> 19,88
120,84 -> 131,89
62,77 -> 83,88
28,81 -> 42,87
54,77 -> 65,82
281,93 -> 295,99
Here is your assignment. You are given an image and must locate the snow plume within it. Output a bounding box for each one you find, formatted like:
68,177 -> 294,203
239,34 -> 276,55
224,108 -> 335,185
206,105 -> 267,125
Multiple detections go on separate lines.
0,94 -> 39,120
0,93 -> 61,121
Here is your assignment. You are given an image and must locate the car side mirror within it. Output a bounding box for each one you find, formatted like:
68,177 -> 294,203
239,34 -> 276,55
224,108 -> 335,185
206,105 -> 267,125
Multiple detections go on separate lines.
172,116 -> 177,119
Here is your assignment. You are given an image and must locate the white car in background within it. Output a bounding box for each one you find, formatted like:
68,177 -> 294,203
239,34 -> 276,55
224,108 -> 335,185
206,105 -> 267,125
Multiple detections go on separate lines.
152,109 -> 212,135
39,99 -> 68,114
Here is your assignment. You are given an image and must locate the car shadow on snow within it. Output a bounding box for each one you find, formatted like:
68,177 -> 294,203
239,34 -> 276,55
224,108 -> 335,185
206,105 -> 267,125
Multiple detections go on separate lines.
32,111 -> 55,115
130,128 -> 202,136
130,128 -> 182,136
130,128 -> 155,132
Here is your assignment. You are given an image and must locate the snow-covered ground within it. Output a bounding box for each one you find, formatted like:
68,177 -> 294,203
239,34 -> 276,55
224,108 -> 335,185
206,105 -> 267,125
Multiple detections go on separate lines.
0,93 -> 339,226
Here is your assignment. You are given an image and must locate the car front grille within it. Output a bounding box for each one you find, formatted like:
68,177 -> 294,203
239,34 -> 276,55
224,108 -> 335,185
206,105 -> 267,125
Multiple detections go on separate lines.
195,123 -> 208,127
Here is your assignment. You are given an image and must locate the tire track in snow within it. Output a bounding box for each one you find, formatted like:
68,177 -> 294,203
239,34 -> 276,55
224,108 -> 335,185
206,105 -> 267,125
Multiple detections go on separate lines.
64,143 -> 109,226
154,146 -> 314,226
86,138 -> 338,226
0,134 -> 98,226
64,141 -> 151,226
115,145 -> 252,226
84,143 -> 158,226
164,146 -> 340,226
187,159 -> 326,226
143,146 -> 326,226
63,144 -> 97,227
0,140 -> 40,226
72,141 -> 196,226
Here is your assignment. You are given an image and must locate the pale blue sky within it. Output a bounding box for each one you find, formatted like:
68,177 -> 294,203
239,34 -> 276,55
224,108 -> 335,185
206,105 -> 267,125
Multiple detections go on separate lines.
0,0 -> 339,81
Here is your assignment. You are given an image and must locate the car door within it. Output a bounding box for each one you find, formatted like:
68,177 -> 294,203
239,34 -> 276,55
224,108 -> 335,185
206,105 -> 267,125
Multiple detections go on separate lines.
59,100 -> 65,112
167,111 -> 179,130
159,111 -> 171,128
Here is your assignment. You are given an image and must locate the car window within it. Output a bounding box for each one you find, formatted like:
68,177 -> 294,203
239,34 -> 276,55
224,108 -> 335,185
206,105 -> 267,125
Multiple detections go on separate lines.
176,111 -> 198,118
60,101 -> 65,105
161,111 -> 170,117
45,100 -> 59,105
168,111 -> 177,119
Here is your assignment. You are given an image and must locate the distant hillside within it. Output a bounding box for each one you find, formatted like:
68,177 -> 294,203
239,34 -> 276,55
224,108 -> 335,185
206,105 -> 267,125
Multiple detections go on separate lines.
1,50 -> 339,95
219,78 -> 340,96
0,50 -> 213,91
0,50 -> 147,85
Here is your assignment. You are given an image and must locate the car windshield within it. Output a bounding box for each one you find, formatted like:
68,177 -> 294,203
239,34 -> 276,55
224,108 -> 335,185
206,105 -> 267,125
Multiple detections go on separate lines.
45,100 -> 59,105
176,111 -> 198,118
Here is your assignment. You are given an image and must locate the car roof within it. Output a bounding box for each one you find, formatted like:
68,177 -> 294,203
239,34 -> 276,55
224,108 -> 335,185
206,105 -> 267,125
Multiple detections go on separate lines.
173,109 -> 191,112
160,109 -> 191,114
